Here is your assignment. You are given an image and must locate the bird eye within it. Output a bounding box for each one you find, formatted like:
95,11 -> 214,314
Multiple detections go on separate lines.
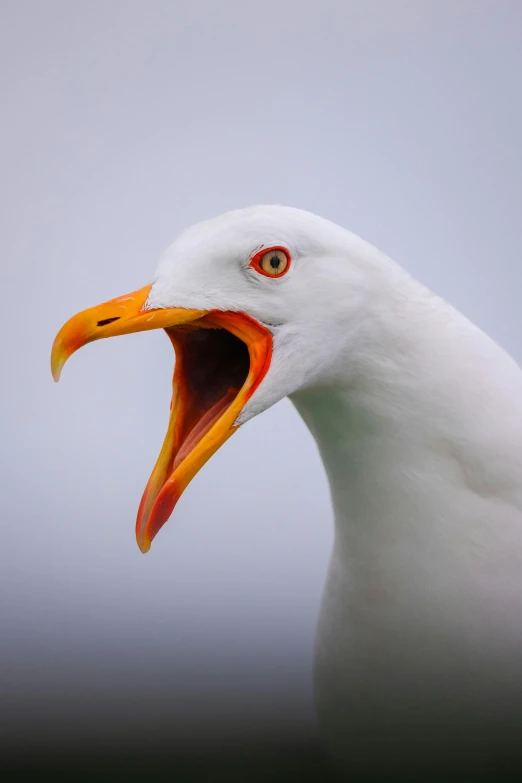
252,247 -> 290,278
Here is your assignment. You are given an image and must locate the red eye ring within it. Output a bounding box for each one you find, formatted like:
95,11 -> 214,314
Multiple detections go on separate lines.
250,246 -> 291,278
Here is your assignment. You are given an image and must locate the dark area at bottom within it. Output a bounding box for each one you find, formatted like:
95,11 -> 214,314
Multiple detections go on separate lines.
1,744 -> 341,783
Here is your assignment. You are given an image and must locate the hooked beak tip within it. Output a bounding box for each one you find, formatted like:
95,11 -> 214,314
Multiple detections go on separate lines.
51,340 -> 66,382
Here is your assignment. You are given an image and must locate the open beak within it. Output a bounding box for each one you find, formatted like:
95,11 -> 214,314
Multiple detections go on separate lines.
51,285 -> 272,552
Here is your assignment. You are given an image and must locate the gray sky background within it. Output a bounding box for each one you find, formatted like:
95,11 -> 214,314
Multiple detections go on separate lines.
2,0 -> 522,761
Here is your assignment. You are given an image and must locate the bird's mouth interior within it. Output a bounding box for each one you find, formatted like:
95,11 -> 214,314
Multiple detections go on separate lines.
135,310 -> 272,551
167,324 -> 250,472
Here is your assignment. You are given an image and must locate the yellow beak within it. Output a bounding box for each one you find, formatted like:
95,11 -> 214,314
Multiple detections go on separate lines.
51,285 -> 272,552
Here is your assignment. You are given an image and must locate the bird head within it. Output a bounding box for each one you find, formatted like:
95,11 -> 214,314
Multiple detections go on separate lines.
51,205 -> 366,552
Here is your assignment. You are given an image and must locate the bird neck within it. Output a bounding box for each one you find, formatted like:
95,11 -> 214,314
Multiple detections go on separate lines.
290,276 -> 522,585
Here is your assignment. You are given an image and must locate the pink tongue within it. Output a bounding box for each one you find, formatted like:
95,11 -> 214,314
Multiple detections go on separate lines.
172,388 -> 237,471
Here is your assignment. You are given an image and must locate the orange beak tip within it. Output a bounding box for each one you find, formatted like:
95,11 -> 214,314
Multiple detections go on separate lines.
51,362 -> 62,383
137,537 -> 152,554
51,337 -> 68,382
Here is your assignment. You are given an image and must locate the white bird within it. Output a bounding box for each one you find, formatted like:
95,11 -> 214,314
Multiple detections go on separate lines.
52,206 -> 522,780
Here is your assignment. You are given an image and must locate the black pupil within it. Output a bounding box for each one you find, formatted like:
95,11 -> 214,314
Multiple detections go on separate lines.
270,254 -> 281,269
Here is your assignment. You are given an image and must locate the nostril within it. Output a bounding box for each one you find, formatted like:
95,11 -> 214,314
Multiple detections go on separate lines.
97,317 -> 121,327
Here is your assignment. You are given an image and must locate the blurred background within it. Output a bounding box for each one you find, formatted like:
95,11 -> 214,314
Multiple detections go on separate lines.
2,0 -> 521,779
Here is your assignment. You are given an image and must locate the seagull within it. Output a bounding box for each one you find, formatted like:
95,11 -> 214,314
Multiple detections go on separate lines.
51,206 -> 522,780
